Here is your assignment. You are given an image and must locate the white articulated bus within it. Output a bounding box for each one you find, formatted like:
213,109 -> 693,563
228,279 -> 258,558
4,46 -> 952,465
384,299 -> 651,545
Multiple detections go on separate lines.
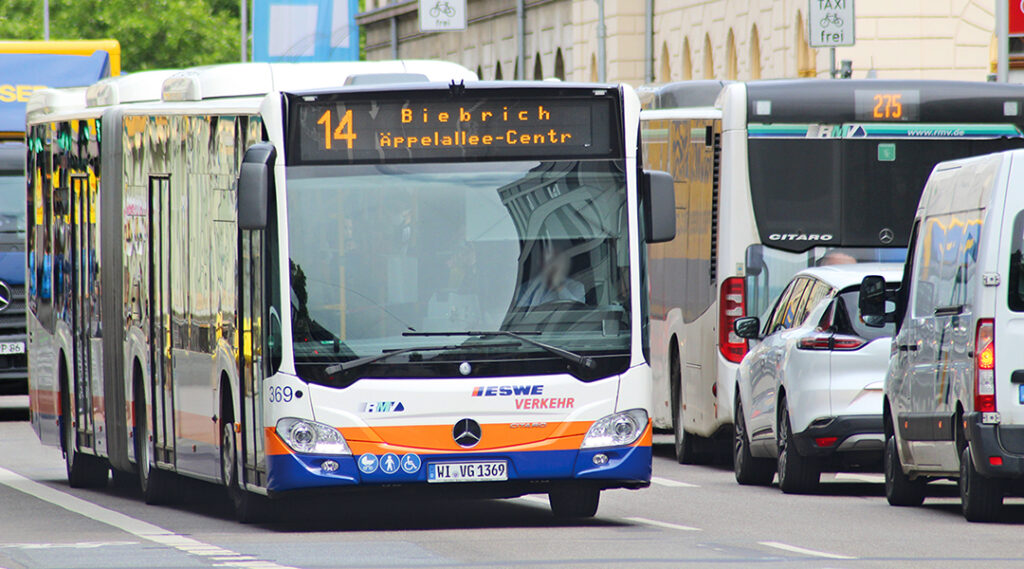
27,61 -> 675,521
642,79 -> 1024,464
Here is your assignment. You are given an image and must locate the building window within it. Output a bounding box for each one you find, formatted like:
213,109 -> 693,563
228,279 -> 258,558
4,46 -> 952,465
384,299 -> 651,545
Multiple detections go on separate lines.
533,52 -> 544,80
726,29 -> 737,79
703,33 -> 714,79
750,25 -> 761,79
796,11 -> 816,77
682,37 -> 692,80
554,48 -> 565,80
660,42 -> 671,82
495,61 -> 503,80
590,53 -> 598,82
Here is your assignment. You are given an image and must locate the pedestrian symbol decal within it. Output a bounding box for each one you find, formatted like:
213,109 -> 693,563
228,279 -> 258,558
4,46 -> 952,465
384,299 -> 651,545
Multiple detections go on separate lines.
380,453 -> 401,475
401,454 -> 422,474
358,453 -> 378,474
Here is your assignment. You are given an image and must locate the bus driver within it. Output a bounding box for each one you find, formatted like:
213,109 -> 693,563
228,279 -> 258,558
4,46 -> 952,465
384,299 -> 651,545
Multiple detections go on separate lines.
517,243 -> 585,307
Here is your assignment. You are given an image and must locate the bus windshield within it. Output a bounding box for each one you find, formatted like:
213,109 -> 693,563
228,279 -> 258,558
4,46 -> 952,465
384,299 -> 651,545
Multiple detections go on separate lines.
285,159 -> 631,382
0,172 -> 25,234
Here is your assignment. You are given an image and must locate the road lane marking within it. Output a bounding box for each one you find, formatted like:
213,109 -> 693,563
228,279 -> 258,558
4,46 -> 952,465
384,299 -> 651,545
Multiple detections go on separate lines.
651,476 -> 699,488
831,472 -> 884,483
759,541 -> 856,560
625,517 -> 701,531
0,466 -> 299,569
516,495 -> 549,506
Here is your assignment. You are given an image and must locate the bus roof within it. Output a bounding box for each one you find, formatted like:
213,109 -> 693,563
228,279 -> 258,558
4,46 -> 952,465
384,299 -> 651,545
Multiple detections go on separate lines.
160,60 -> 478,102
741,79 -> 1024,127
638,80 -> 731,110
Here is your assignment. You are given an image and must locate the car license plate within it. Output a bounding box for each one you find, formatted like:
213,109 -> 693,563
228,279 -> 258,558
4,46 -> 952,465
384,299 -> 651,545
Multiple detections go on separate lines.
427,461 -> 507,483
0,342 -> 24,355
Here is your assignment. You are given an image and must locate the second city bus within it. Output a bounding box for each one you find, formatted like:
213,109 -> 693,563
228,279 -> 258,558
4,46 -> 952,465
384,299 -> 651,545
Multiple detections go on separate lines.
642,79 -> 1024,463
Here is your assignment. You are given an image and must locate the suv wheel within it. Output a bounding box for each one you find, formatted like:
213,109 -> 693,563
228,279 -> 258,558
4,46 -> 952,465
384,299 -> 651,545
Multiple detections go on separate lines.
777,399 -> 819,494
733,398 -> 774,486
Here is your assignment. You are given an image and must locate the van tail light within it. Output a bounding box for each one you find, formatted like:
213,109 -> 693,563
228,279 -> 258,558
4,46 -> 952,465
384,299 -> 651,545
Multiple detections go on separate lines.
974,318 -> 996,413
797,333 -> 867,351
719,277 -> 748,363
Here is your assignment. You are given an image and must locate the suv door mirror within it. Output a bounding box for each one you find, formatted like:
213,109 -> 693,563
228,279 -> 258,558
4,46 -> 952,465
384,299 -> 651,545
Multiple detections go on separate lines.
859,275 -> 888,328
733,316 -> 761,340
642,170 -> 676,243
238,143 -> 277,230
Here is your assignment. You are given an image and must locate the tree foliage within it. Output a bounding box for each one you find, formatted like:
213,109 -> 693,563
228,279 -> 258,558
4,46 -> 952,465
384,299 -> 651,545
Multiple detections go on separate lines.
0,0 -> 243,72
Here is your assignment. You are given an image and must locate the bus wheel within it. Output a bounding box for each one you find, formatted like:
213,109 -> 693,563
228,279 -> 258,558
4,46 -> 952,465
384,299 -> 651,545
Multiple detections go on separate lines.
959,445 -> 1003,522
220,418 -> 274,523
549,486 -> 600,519
776,399 -> 819,494
135,392 -> 178,505
733,398 -> 774,486
61,382 -> 108,488
671,353 -> 699,465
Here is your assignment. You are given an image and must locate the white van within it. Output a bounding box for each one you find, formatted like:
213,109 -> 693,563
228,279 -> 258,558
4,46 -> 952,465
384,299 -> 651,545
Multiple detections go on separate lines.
860,149 -> 1024,522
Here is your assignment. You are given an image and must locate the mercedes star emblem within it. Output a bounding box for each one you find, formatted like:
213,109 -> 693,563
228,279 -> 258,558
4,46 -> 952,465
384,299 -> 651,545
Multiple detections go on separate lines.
0,281 -> 12,312
878,227 -> 895,245
452,418 -> 482,448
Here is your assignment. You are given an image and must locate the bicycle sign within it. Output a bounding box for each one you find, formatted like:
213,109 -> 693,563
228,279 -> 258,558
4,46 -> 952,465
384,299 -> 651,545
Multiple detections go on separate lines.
808,0 -> 855,47
419,0 -> 466,31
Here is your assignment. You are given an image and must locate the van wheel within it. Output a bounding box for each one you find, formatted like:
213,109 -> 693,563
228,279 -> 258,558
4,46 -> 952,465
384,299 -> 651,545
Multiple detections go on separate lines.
134,391 -> 178,505
883,435 -> 925,506
733,398 -> 774,486
777,400 -> 819,494
549,486 -> 600,518
960,445 -> 1003,522
61,383 -> 108,488
670,354 -> 699,464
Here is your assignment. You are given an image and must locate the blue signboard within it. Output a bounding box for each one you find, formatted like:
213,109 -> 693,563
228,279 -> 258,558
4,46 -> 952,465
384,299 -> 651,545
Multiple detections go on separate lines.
0,51 -> 110,133
252,0 -> 360,62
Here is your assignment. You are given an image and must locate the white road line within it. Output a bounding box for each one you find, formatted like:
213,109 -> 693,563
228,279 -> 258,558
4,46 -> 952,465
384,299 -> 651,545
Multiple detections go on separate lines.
651,476 -> 699,488
516,495 -> 550,506
758,541 -> 856,560
624,516 -> 701,532
0,466 -> 299,569
831,472 -> 884,484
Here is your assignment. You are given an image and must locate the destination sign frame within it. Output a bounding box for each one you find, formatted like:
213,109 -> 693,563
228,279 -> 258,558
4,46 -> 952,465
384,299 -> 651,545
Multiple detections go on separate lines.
285,88 -> 622,164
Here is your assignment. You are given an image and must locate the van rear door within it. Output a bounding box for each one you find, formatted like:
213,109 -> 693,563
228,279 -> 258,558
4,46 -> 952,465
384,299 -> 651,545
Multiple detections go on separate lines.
995,155 -> 1024,433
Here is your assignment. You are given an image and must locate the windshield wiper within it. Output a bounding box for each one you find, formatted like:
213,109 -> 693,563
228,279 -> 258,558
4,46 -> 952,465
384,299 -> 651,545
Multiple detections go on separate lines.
324,341 -> 521,376
404,330 -> 596,369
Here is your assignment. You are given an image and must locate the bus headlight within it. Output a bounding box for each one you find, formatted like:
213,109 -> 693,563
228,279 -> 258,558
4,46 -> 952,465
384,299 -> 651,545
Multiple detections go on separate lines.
276,418 -> 351,455
581,409 -> 648,449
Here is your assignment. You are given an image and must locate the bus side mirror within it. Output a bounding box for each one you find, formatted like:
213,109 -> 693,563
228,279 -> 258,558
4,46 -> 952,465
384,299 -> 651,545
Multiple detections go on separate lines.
643,170 -> 675,244
859,275 -> 888,328
238,142 -> 277,231
745,246 -> 764,277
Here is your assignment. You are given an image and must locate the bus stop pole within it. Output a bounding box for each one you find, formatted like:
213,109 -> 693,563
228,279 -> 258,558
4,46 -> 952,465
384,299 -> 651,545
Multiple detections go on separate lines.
830,47 -> 836,79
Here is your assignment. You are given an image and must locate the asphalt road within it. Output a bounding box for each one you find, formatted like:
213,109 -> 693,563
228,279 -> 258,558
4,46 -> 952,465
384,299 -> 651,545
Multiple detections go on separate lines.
1,410 -> 1023,569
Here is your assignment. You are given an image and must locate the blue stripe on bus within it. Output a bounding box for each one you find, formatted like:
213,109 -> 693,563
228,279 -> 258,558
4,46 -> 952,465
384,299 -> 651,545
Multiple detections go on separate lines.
265,445 -> 652,492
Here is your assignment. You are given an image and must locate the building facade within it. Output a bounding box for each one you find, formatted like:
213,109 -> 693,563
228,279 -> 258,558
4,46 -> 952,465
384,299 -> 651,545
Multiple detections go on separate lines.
357,0 -> 998,85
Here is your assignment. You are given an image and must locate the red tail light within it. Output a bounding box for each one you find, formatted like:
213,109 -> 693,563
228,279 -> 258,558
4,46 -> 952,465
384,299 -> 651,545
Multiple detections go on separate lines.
814,437 -> 838,448
974,318 -> 996,413
797,333 -> 867,351
719,277 -> 747,363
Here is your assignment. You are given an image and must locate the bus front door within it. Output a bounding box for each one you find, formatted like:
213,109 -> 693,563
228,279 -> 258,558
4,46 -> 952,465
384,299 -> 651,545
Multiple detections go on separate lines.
239,230 -> 266,487
148,176 -> 175,467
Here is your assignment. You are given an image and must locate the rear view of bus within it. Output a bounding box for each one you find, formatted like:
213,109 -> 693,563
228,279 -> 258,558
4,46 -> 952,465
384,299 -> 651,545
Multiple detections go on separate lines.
258,82 -> 663,517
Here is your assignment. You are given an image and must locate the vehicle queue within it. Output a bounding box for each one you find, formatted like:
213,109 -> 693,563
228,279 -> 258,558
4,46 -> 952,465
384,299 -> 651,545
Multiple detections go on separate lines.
20,60 -> 1024,524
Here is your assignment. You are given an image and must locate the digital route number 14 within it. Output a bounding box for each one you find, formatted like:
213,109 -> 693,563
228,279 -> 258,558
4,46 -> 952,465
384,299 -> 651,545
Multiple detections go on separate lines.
317,109 -> 357,150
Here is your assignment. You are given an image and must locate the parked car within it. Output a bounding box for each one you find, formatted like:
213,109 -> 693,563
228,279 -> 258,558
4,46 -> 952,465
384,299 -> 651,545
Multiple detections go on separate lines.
861,149 -> 1024,522
732,263 -> 903,493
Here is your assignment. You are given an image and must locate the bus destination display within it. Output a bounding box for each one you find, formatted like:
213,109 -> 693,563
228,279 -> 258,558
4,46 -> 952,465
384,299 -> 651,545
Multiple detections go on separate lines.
854,89 -> 920,121
289,95 -> 616,163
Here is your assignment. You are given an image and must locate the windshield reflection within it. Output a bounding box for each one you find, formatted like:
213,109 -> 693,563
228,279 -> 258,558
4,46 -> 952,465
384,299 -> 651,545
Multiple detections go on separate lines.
285,160 -> 631,380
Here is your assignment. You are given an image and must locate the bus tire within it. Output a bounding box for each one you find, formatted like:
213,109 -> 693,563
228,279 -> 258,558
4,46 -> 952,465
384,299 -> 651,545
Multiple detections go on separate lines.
548,486 -> 600,519
134,387 -> 178,505
733,398 -> 774,486
670,349 -> 700,465
960,445 -> 1003,522
884,435 -> 924,507
61,379 -> 108,489
776,399 -> 819,494
221,413 -> 274,523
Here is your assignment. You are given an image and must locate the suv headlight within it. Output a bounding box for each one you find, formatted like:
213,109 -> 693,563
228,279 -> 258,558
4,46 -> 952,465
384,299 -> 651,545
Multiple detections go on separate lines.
581,409 -> 648,449
276,418 -> 351,455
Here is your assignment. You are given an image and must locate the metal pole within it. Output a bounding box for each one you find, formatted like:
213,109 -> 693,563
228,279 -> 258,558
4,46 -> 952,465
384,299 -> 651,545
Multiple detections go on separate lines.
240,0 -> 247,61
43,0 -> 49,40
829,47 -> 836,79
998,0 -> 1009,82
644,0 -> 653,83
390,17 -> 399,59
596,0 -> 606,82
516,0 -> 526,80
